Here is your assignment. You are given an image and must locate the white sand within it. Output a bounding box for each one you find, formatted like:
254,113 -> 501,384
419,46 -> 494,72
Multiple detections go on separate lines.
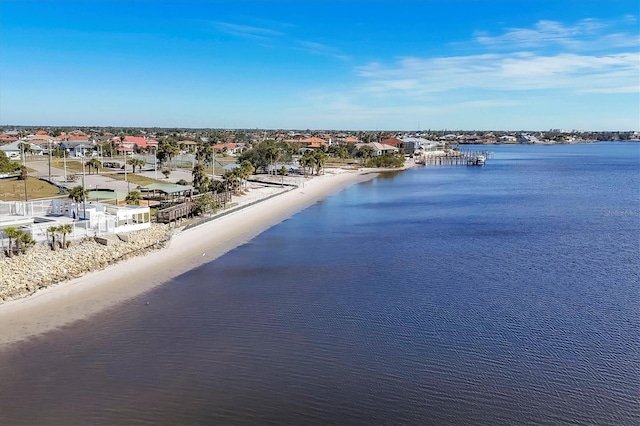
0,169 -> 384,347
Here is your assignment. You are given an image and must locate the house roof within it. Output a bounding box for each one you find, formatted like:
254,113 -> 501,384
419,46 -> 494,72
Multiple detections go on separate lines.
0,141 -> 42,152
381,138 -> 403,146
123,136 -> 157,148
140,183 -> 194,194
87,190 -> 127,201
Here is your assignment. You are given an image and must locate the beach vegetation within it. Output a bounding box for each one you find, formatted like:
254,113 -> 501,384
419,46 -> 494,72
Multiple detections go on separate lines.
190,194 -> 221,216
3,227 -> 34,257
365,153 -> 405,168
47,226 -> 59,250
223,169 -> 242,194
355,145 -> 375,163
162,169 -> 171,179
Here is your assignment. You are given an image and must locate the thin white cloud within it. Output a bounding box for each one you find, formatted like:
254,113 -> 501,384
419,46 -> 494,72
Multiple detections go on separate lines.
356,52 -> 639,96
474,18 -> 639,51
294,40 -> 350,60
213,22 -> 283,41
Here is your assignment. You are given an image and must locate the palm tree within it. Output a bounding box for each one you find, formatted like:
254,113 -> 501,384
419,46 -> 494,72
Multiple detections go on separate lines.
128,158 -> 146,173
300,151 -> 315,176
58,224 -> 72,248
223,169 -> 241,194
191,163 -> 209,192
3,227 -> 20,257
68,185 -> 88,204
47,226 -> 58,250
125,190 -> 142,205
17,232 -> 35,254
87,158 -> 101,175
239,160 -> 254,189
313,150 -> 328,175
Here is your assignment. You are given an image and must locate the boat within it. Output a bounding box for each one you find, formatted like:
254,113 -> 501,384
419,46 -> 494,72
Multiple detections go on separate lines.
467,154 -> 486,166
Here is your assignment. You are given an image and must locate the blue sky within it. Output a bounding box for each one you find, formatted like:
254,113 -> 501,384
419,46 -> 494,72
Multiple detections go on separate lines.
1,0 -> 638,130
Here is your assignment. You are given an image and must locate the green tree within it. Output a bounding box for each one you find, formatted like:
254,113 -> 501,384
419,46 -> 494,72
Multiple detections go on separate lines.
16,231 -> 35,254
128,158 -> 146,173
58,224 -> 72,249
0,151 -> 22,174
3,227 -> 20,257
313,150 -> 328,175
47,226 -> 59,250
191,163 -> 209,192
87,158 -> 101,175
355,145 -> 375,164
299,151 -> 315,176
223,169 -> 241,194
125,190 -> 142,205
239,160 -> 255,188
68,185 -> 88,204
157,139 -> 179,169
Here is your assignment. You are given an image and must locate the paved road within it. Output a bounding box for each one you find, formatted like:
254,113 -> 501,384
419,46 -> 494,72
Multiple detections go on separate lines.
26,159 -> 196,194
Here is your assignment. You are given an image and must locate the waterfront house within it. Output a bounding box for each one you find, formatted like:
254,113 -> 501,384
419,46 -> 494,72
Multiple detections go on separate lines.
355,142 -> 399,156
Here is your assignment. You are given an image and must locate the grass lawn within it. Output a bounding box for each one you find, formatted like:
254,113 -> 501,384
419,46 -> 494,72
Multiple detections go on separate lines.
0,177 -> 62,201
108,173 -> 167,186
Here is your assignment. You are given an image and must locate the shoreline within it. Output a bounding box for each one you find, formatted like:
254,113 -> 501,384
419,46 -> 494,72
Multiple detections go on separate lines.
0,167 -> 394,347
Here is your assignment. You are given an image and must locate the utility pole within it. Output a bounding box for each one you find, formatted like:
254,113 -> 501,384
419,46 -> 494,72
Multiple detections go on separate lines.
21,143 -> 27,202
81,156 -> 87,220
48,139 -> 52,181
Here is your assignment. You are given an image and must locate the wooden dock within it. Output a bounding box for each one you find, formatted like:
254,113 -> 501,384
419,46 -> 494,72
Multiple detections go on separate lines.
415,150 -> 493,166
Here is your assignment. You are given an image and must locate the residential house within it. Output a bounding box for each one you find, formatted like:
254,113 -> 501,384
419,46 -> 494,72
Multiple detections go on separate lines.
212,142 -> 244,155
355,142 -> 399,156
60,140 -> 97,157
0,141 -> 44,159
0,134 -> 19,144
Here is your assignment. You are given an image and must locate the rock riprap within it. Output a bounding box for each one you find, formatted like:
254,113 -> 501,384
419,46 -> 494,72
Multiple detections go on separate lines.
0,224 -> 171,302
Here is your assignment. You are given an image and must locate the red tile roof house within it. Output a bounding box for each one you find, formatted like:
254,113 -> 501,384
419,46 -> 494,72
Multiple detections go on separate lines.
0,134 -> 19,143
113,136 -> 158,151
212,143 -> 244,154
285,137 -> 329,151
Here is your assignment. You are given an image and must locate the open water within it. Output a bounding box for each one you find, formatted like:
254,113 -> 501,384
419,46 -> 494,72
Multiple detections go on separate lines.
0,143 -> 638,425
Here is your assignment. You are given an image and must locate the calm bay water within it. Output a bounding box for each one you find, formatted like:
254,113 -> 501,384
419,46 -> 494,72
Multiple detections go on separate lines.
0,143 -> 638,425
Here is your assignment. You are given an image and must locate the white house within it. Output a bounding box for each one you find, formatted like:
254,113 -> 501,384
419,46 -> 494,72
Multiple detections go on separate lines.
0,141 -> 44,159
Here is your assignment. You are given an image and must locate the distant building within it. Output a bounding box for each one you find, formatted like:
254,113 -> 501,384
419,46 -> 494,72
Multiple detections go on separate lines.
520,134 -> 541,144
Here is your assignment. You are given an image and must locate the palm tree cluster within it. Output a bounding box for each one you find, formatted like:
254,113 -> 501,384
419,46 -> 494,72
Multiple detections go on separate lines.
86,158 -> 102,174
222,160 -> 254,194
299,150 -> 328,176
127,158 -> 146,173
3,227 -> 35,257
46,224 -> 73,250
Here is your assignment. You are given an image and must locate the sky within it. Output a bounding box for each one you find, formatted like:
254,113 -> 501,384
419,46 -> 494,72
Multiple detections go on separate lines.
1,0 -> 639,130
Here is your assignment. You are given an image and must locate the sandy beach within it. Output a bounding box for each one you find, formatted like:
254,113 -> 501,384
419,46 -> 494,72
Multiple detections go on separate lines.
0,168 -> 387,347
